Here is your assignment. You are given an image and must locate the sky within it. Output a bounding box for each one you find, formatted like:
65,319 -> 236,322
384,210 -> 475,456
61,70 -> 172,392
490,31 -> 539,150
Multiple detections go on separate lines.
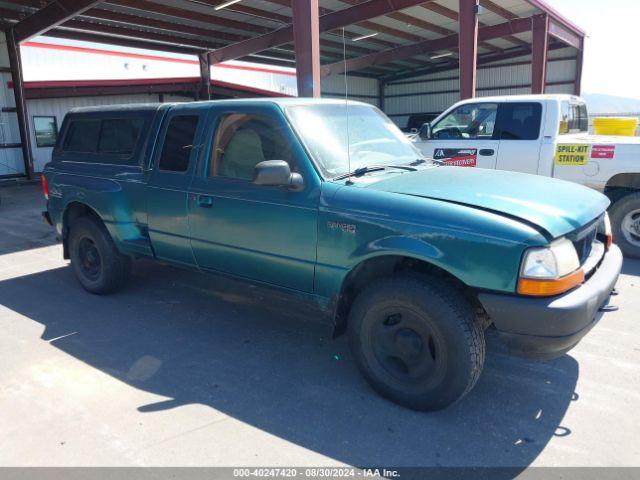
546,0 -> 640,99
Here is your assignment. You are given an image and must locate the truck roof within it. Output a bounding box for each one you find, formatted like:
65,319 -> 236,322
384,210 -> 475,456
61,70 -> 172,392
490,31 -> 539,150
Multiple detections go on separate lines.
68,98 -> 372,115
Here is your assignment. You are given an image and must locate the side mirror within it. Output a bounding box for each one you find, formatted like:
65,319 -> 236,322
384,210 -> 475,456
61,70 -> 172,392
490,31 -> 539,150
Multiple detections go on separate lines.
418,122 -> 432,140
253,160 -> 304,191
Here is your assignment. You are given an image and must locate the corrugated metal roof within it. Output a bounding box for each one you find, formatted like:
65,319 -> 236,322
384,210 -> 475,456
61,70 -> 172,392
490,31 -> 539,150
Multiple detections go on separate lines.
0,0 -> 585,77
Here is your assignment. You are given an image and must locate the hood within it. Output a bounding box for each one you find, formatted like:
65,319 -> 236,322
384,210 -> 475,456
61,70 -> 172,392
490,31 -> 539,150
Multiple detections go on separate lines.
362,167 -> 609,239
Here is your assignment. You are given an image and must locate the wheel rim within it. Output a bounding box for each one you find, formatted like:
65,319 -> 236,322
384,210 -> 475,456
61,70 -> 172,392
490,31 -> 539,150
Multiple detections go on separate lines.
78,237 -> 102,281
621,208 -> 640,247
370,309 -> 445,385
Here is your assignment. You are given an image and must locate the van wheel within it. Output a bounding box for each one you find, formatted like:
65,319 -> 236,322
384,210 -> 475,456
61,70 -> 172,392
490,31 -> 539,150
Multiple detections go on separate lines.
609,192 -> 640,258
68,217 -> 131,294
348,273 -> 485,411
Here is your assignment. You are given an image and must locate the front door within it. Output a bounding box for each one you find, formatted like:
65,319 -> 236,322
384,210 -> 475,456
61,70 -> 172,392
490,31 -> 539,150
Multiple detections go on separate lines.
415,102 -> 500,169
147,108 -> 206,266
494,102 -> 544,175
188,107 -> 320,292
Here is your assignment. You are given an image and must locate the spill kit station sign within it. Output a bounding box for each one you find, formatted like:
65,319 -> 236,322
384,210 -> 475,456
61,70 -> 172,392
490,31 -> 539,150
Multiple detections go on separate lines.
434,148 -> 478,167
555,144 -> 617,165
555,144 -> 589,165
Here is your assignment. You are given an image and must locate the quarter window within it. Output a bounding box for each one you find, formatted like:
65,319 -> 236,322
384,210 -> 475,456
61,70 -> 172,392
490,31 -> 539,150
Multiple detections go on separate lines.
498,103 -> 542,140
158,115 -> 200,173
33,116 -> 58,148
209,113 -> 293,180
432,103 -> 498,140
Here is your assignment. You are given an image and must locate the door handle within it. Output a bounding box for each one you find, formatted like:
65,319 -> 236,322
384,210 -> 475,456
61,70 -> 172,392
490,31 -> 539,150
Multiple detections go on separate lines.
196,195 -> 213,208
479,149 -> 495,156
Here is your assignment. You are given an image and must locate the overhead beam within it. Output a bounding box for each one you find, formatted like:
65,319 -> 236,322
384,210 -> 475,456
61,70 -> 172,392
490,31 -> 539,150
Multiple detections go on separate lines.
12,0 -> 102,43
548,19 -> 582,50
209,0 -> 431,64
459,0 -> 479,99
292,0 -> 321,97
531,14 -> 549,94
321,17 -> 534,76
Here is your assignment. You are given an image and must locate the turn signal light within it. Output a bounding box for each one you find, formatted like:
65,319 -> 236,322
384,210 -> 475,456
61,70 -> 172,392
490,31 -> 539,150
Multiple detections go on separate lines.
41,175 -> 49,200
517,268 -> 585,297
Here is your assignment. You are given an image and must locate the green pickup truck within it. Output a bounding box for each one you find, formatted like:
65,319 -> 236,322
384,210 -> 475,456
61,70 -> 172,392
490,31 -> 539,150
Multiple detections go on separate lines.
42,99 -> 622,411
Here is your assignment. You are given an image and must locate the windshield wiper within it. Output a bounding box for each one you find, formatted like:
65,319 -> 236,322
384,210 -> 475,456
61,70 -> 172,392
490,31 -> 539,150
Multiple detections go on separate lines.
333,164 -> 418,181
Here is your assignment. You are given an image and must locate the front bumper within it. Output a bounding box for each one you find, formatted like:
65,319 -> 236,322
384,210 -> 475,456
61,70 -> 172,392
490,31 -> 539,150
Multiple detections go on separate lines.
478,244 -> 623,360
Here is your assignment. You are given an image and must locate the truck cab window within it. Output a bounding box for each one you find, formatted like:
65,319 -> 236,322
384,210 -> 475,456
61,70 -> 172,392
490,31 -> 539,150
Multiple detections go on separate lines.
432,103 -> 498,140
158,115 -> 199,172
209,113 -> 293,180
498,103 -> 542,140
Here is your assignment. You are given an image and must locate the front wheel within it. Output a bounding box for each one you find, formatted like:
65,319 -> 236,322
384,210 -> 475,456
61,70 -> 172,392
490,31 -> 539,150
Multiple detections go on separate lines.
609,192 -> 640,258
348,273 -> 485,411
68,217 -> 131,294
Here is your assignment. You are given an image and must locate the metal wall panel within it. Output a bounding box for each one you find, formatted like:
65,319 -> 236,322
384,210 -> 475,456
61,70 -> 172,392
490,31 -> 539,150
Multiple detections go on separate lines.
384,55 -> 579,128
321,75 -> 379,107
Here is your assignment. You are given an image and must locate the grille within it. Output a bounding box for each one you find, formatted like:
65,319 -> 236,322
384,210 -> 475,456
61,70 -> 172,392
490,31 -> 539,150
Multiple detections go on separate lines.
570,223 -> 598,266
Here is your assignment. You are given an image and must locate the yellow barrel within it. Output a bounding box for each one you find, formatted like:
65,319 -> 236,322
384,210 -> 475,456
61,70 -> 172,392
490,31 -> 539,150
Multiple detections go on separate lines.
593,117 -> 638,136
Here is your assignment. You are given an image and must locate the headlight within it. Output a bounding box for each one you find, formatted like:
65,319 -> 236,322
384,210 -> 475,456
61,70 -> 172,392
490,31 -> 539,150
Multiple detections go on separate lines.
518,238 -> 584,296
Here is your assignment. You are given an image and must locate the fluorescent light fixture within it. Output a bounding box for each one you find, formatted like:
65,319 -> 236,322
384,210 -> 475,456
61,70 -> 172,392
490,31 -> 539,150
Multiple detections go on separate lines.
352,32 -> 378,42
215,0 -> 241,10
430,51 -> 453,60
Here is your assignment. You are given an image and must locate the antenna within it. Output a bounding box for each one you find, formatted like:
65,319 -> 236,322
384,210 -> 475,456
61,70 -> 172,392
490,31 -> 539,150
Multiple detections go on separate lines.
342,27 -> 352,183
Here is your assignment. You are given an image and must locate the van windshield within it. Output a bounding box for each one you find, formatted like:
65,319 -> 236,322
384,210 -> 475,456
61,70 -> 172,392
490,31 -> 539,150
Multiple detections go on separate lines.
286,103 -> 424,179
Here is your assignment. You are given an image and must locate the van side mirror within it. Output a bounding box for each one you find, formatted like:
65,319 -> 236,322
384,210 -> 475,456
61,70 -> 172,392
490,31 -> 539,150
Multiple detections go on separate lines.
253,160 -> 304,191
418,122 -> 432,140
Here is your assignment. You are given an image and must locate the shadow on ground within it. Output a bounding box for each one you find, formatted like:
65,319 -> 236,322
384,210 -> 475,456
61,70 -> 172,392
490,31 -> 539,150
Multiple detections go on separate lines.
0,184 -> 57,255
0,258 -> 580,471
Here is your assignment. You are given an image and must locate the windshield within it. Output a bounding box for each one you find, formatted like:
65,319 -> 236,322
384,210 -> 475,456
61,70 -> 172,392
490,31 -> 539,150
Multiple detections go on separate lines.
285,103 -> 424,179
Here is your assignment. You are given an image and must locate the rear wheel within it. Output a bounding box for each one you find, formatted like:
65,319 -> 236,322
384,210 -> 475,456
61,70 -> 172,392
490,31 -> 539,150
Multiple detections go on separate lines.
609,192 -> 640,258
348,273 -> 485,411
68,216 -> 131,294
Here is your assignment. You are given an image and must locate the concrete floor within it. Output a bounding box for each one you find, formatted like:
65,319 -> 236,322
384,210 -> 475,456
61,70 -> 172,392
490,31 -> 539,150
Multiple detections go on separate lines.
0,183 -> 639,468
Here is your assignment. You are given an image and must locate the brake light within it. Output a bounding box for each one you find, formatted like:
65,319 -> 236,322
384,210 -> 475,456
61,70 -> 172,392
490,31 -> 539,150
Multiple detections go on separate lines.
41,175 -> 49,200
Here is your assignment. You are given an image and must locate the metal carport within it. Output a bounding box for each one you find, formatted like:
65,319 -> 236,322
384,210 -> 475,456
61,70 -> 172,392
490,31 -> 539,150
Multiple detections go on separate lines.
0,0 -> 585,179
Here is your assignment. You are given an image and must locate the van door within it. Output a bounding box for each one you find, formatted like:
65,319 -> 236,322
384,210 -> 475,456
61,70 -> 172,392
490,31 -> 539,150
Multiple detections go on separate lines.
494,102 -> 544,174
146,108 -> 206,266
415,102 -> 500,169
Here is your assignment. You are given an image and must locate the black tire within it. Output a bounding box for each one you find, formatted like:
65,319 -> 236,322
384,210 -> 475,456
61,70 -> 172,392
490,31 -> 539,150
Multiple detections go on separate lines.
348,273 -> 485,411
609,192 -> 640,259
68,216 -> 131,294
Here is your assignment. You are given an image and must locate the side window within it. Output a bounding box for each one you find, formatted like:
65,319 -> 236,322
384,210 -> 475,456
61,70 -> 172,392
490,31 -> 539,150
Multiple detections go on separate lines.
209,113 -> 293,180
498,103 -> 542,140
98,118 -> 144,155
63,119 -> 101,152
33,116 -> 58,148
559,101 -> 588,135
432,103 -> 498,140
158,115 -> 199,173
